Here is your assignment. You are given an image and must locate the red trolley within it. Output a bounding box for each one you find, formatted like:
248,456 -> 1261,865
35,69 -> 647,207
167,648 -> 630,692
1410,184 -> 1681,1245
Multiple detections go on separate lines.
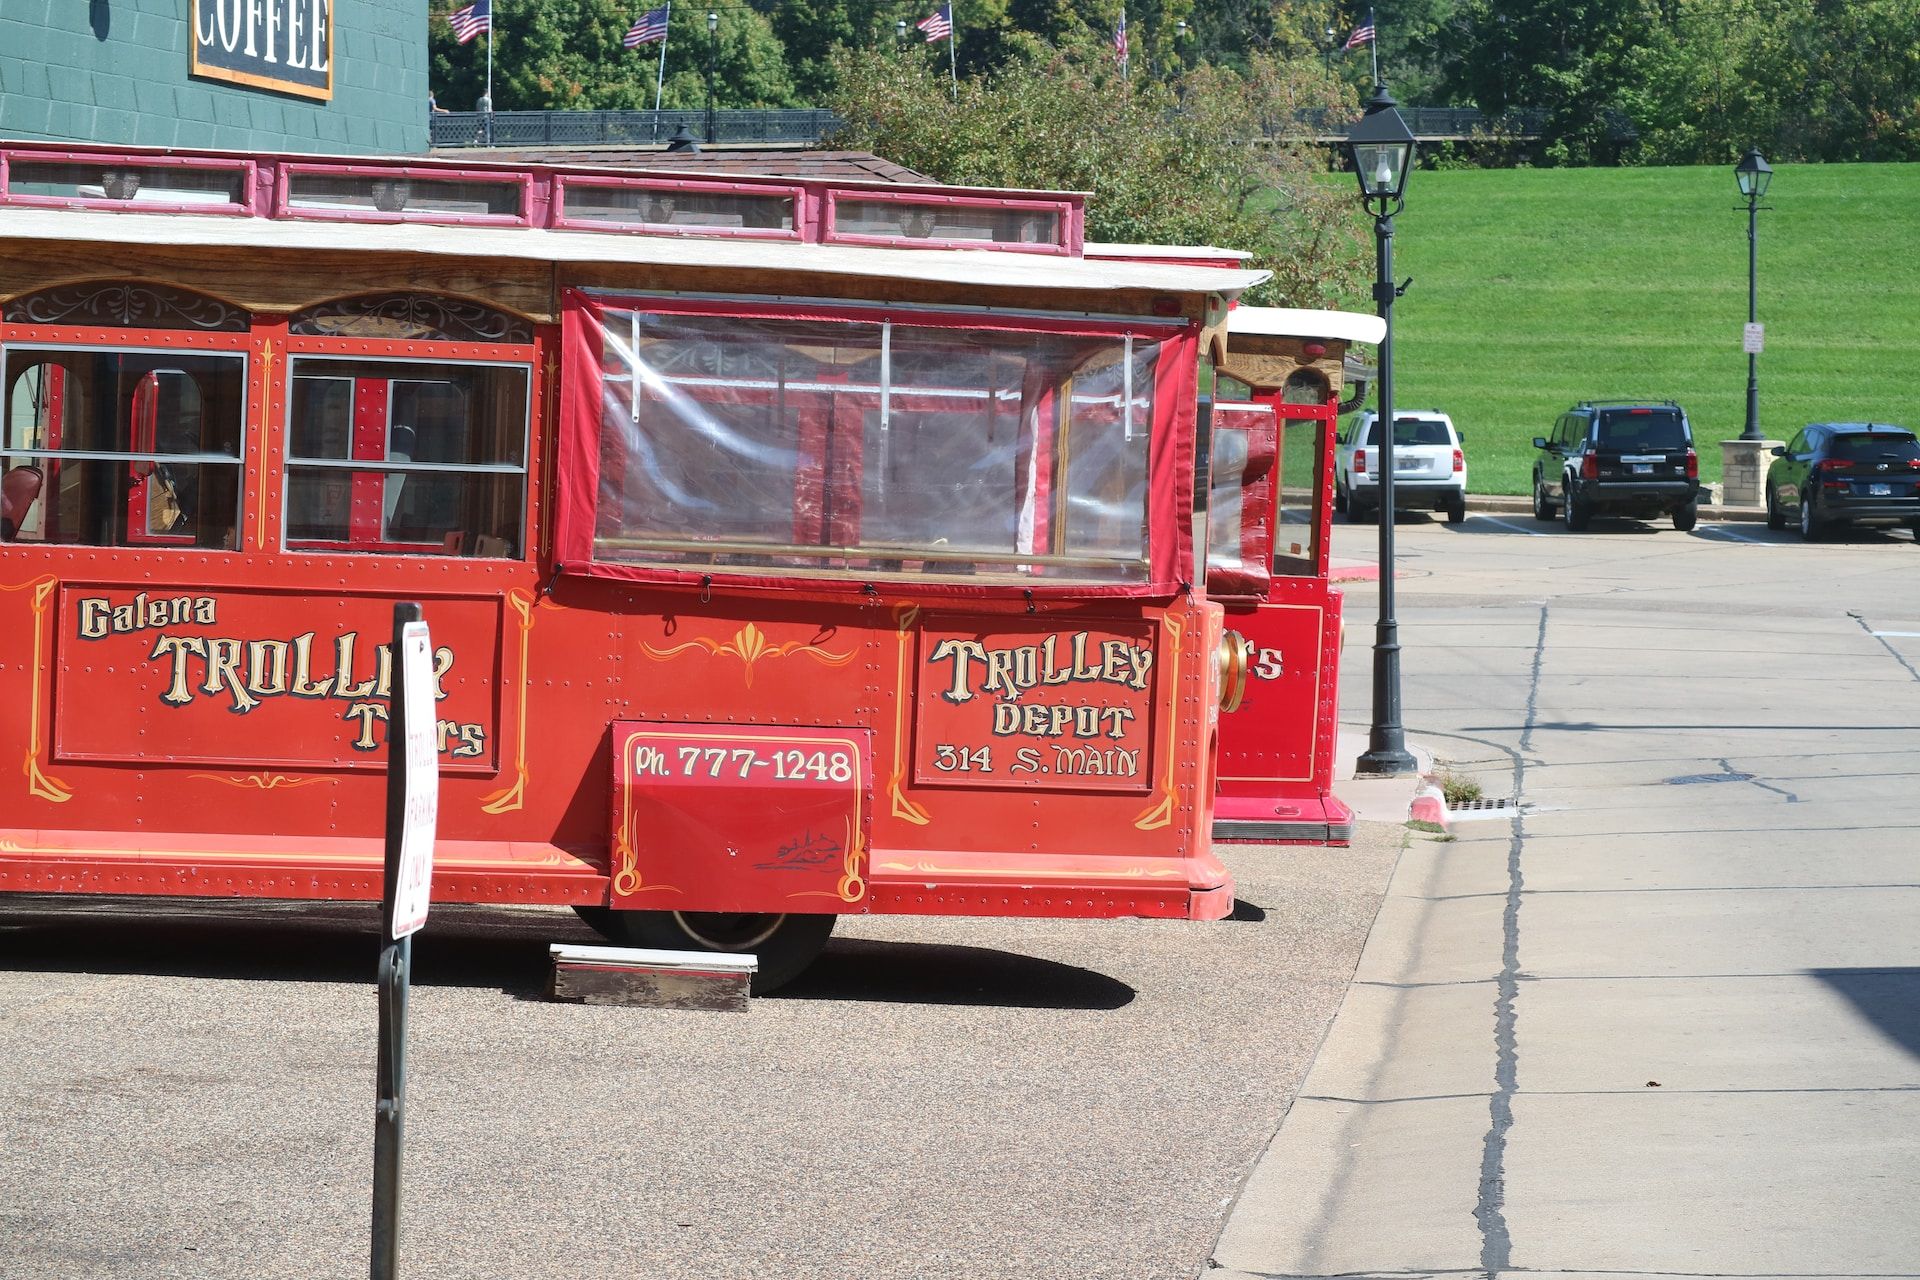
0,141 -> 1367,987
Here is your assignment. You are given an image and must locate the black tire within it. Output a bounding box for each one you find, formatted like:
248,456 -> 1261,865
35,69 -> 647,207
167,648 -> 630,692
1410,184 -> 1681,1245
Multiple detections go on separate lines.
1531,475 -> 1555,521
1672,501 -> 1698,532
1445,491 -> 1467,524
1563,481 -> 1592,531
1799,495 -> 1824,542
1343,495 -> 1371,523
1333,482 -> 1348,515
580,908 -> 836,994
1766,486 -> 1786,530
1910,520 -> 1920,542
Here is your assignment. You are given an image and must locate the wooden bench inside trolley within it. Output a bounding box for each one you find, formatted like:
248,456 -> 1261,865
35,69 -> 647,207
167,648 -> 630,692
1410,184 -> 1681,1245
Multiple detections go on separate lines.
0,141 -> 1371,988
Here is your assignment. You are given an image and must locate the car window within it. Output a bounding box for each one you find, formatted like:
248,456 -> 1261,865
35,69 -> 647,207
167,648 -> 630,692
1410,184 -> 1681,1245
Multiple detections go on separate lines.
1393,418 -> 1451,446
1830,433 -> 1920,463
1784,430 -> 1807,454
1597,409 -> 1688,451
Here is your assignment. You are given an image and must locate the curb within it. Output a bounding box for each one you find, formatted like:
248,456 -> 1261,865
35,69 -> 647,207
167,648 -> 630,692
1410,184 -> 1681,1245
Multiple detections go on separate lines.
1408,777 -> 1450,831
1466,492 -> 1769,523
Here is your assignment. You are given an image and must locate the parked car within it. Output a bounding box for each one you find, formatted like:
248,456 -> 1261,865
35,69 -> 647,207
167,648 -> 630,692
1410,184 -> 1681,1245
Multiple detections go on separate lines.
1532,400 -> 1700,531
1765,423 -> 1920,541
1335,410 -> 1467,523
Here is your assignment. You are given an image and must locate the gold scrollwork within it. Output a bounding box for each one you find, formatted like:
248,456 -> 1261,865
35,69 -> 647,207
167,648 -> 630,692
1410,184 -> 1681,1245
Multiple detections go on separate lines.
1,577 -> 72,803
253,339 -> 275,551
480,589 -> 539,815
887,603 -> 931,826
1133,610 -> 1186,830
188,773 -> 333,791
640,621 -> 853,689
609,749 -> 679,897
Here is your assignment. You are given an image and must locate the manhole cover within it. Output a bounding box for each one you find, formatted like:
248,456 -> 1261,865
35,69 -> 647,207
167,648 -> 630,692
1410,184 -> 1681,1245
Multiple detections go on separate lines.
1665,772 -> 1753,785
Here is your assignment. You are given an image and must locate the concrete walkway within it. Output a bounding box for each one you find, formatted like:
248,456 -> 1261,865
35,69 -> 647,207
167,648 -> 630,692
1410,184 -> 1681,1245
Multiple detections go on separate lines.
1210,514 -> 1920,1280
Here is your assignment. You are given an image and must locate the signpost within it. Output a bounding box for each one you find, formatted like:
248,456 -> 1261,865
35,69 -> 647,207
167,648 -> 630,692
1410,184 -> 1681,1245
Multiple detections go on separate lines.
1743,322 -> 1765,354
372,603 -> 437,1280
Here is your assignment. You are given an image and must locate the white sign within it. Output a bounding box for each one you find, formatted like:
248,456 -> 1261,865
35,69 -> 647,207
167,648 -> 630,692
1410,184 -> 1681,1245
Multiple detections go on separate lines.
391,621 -> 439,940
1743,322 -> 1765,354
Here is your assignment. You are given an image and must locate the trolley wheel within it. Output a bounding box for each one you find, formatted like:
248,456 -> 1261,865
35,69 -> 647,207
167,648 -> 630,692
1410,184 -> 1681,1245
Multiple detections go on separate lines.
577,908 -> 836,994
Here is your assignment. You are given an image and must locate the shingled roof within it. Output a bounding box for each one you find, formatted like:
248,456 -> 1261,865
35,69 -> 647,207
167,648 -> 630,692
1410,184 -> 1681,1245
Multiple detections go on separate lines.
436,147 -> 934,184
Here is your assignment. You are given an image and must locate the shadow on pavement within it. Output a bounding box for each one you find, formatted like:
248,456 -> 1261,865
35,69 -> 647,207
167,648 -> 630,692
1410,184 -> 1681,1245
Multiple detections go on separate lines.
1810,968 -> 1920,1061
0,896 -> 589,995
779,937 -> 1135,1010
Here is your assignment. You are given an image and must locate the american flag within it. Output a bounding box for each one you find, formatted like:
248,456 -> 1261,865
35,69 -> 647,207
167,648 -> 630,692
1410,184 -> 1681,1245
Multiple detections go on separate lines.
1113,8 -> 1128,66
624,4 -> 669,47
449,0 -> 492,44
916,5 -> 951,41
1342,16 -> 1375,49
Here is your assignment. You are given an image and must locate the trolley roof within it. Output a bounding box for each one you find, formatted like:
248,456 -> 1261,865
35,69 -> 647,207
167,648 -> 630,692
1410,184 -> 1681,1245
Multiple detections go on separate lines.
1229,305 -> 1385,346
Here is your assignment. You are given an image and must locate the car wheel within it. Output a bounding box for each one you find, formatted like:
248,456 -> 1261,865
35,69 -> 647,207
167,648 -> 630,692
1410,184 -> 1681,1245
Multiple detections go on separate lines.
1799,495 -> 1824,542
580,908 -> 836,994
1334,482 -> 1348,515
1563,483 -> 1592,531
1532,476 -> 1555,522
1343,495 -> 1370,523
1445,491 -> 1467,524
1766,485 -> 1786,530
1672,501 -> 1698,531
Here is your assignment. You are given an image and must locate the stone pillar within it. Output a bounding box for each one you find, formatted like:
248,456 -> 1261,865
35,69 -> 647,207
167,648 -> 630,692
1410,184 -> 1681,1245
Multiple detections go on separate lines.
1719,438 -> 1783,508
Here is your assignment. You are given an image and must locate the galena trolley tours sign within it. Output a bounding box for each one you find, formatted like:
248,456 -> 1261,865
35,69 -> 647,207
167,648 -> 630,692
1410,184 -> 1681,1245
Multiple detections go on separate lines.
191,0 -> 334,100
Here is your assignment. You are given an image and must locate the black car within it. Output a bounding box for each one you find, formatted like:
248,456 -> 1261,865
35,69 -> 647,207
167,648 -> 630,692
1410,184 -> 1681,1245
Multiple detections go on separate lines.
1766,423 -> 1920,541
1532,400 -> 1700,531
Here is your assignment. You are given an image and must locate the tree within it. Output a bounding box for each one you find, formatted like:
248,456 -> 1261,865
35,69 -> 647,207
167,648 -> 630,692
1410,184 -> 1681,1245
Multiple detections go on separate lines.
825,40 -> 1371,308
429,0 -> 797,110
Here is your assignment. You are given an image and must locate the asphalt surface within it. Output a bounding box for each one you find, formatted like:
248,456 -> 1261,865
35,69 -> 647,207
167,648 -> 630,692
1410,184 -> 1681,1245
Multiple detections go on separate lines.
1215,508 -> 1920,1279
0,828 -> 1399,1279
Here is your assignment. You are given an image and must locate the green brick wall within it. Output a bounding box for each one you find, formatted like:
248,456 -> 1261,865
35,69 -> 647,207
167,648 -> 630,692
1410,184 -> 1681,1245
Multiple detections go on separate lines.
0,1 -> 426,155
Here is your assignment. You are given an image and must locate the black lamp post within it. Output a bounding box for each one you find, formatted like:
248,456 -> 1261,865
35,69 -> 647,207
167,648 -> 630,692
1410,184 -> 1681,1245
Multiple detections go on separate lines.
1735,148 -> 1773,441
1346,85 -> 1419,777
705,11 -> 719,145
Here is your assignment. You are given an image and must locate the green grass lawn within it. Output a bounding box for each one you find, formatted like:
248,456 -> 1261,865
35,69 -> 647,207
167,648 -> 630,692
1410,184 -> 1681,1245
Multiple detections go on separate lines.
1364,163 -> 1920,494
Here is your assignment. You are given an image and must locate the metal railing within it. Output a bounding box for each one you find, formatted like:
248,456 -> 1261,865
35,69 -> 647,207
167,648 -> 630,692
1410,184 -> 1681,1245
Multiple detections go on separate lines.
430,109 -> 844,149
427,104 -> 1616,150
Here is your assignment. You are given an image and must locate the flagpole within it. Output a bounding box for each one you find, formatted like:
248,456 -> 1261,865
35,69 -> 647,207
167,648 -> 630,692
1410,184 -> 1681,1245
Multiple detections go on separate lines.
653,1 -> 671,132
947,17 -> 957,101
485,2 -> 495,146
1369,7 -> 1378,84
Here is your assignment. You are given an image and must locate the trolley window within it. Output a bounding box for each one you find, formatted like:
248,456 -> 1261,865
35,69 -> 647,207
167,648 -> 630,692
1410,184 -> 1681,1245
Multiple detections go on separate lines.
566,298 -> 1185,589
2,347 -> 245,548
284,357 -> 529,557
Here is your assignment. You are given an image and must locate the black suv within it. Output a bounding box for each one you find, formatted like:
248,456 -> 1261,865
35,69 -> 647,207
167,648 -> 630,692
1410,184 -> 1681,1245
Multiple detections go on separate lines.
1765,423 -> 1920,541
1532,401 -> 1700,531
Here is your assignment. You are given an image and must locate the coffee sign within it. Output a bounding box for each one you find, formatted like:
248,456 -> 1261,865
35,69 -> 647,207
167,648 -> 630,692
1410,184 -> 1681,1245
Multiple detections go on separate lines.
191,0 -> 334,101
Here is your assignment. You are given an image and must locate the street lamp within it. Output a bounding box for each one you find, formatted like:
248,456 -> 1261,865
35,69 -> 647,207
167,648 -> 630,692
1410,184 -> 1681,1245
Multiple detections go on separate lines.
1345,84 -> 1419,777
705,11 -> 719,145
1735,148 -> 1773,441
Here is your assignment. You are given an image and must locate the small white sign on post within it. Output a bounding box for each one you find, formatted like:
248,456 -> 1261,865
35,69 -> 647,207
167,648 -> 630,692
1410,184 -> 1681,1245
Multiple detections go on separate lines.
391,620 -> 438,940
1743,322 -> 1765,354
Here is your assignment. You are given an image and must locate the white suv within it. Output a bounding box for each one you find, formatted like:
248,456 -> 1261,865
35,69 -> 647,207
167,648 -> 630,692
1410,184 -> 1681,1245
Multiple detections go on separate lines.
1335,410 -> 1467,524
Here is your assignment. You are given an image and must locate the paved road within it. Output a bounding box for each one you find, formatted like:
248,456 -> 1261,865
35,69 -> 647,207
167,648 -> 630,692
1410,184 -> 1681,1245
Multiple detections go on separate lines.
0,834 -> 1398,1279
1217,511 -> 1920,1279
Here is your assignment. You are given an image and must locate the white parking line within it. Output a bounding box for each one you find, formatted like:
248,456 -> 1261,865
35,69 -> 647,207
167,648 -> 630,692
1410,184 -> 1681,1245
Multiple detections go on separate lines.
1698,524 -> 1773,544
1477,516 -> 1553,538
1871,631 -> 1920,638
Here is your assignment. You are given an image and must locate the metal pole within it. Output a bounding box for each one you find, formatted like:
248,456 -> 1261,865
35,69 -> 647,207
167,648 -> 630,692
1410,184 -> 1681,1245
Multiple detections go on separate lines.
1356,202 -> 1416,776
1742,192 -> 1761,440
705,14 -> 717,144
371,600 -> 422,1280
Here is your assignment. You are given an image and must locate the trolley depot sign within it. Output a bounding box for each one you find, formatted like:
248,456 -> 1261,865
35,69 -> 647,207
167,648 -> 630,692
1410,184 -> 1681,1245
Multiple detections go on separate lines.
54,586 -> 497,771
914,622 -> 1157,791
191,0 -> 334,100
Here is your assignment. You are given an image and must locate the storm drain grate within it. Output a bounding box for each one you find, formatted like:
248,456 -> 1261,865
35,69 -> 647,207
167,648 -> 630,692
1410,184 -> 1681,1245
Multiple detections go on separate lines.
1665,772 -> 1754,785
1446,796 -> 1515,814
